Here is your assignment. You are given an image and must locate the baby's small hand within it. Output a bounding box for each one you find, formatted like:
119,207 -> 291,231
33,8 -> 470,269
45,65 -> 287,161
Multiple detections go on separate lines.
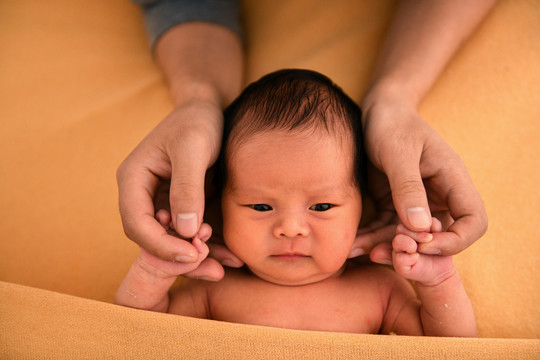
392,218 -> 456,286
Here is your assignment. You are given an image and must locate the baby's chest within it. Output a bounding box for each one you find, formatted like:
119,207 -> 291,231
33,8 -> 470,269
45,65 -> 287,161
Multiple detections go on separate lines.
209,280 -> 383,334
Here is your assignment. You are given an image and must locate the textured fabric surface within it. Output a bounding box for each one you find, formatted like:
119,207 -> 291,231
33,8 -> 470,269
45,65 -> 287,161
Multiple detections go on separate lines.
0,0 -> 539,357
1,281 -> 539,359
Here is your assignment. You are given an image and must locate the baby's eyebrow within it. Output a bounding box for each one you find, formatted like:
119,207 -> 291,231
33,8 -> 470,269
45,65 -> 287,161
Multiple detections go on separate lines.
306,182 -> 357,195
223,184 -> 271,198
225,179 -> 357,199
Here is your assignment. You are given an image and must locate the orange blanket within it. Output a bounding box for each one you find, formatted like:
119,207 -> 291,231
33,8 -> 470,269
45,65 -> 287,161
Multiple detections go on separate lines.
1,0 -> 539,358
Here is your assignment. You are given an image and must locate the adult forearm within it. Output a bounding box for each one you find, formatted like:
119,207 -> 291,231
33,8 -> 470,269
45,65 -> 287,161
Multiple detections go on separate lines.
365,0 -> 496,108
155,22 -> 244,109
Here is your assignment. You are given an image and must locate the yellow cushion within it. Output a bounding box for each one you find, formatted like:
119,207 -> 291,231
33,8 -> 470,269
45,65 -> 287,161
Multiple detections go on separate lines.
1,0 -> 539,357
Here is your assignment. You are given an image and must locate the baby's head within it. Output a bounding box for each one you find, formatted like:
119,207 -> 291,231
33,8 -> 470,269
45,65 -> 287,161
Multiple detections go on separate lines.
221,69 -> 365,190
220,69 -> 366,285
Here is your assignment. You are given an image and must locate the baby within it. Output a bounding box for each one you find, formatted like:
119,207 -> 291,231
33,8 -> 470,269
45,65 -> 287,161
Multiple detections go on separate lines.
116,69 -> 476,336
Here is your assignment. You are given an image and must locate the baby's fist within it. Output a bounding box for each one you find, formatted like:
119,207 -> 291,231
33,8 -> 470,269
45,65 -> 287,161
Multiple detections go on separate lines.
136,222 -> 212,279
392,218 -> 455,286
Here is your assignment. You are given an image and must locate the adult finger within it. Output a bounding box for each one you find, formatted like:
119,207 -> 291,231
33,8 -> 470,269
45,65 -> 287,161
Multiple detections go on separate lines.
384,154 -> 432,233
168,141 -> 209,239
184,257 -> 225,281
207,243 -> 244,268
369,242 -> 393,265
353,223 -> 397,256
419,175 -> 487,255
117,162 -> 199,262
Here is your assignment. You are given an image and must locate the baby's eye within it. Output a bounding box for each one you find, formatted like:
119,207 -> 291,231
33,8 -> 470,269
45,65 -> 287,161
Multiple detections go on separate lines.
250,204 -> 273,212
309,203 -> 334,212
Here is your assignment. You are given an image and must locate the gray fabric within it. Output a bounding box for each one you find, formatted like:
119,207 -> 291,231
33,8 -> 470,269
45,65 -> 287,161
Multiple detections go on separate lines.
134,0 -> 243,47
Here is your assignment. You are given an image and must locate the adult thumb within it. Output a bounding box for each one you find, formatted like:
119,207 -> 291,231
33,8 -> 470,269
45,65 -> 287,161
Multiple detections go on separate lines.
169,155 -> 207,239
386,160 -> 431,232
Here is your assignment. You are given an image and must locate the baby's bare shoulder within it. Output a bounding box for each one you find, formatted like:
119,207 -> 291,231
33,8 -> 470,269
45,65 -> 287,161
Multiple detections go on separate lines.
343,262 -> 406,289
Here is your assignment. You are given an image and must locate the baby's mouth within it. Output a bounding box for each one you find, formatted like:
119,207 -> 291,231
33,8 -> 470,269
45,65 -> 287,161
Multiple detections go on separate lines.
271,252 -> 310,260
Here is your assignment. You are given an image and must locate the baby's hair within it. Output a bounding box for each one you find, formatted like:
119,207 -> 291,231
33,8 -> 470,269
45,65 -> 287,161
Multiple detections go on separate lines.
219,69 -> 366,190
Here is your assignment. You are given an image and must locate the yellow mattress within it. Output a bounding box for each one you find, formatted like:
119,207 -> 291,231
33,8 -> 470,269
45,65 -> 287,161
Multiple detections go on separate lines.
1,0 -> 539,358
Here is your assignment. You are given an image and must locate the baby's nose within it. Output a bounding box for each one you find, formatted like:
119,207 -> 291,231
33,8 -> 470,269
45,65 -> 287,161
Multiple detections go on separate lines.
272,212 -> 310,238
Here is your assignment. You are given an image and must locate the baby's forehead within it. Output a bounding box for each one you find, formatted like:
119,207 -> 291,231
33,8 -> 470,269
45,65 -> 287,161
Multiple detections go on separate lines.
226,128 -> 356,175
226,128 -> 354,160
224,129 -> 360,199
226,119 -> 355,156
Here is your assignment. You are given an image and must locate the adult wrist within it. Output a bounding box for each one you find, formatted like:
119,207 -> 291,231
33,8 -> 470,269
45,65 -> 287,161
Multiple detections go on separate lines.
169,77 -> 226,110
362,78 -> 421,114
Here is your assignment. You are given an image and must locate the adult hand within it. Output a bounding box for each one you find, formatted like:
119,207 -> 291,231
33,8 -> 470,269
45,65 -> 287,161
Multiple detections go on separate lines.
355,97 -> 487,258
135,221 -> 213,280
348,0 -> 494,260
117,99 -> 243,281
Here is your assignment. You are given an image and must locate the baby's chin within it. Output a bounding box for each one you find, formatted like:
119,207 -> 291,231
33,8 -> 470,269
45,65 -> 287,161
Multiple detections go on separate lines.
247,265 -> 346,287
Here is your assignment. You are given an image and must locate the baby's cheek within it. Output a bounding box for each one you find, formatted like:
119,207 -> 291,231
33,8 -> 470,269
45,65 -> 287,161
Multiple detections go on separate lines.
320,236 -> 353,271
221,226 -> 242,255
317,255 -> 348,276
223,224 -> 260,263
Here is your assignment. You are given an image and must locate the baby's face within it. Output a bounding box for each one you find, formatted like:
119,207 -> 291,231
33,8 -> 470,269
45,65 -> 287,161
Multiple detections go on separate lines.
222,130 -> 362,286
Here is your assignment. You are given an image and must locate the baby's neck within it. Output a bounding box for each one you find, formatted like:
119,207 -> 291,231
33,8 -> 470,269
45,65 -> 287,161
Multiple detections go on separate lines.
242,261 -> 351,287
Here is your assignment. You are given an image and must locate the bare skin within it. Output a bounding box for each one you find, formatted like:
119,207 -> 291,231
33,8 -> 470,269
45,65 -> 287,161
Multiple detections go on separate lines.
117,1 -> 494,279
116,23 -> 244,280
116,131 -> 476,337
359,0 -> 494,258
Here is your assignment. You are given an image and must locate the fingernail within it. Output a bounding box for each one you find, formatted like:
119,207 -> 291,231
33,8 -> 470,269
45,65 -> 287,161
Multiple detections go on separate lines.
407,207 -> 431,229
222,258 -> 238,267
176,213 -> 198,237
199,276 -> 218,282
377,258 -> 393,265
348,248 -> 365,259
416,232 -> 433,243
175,254 -> 196,263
